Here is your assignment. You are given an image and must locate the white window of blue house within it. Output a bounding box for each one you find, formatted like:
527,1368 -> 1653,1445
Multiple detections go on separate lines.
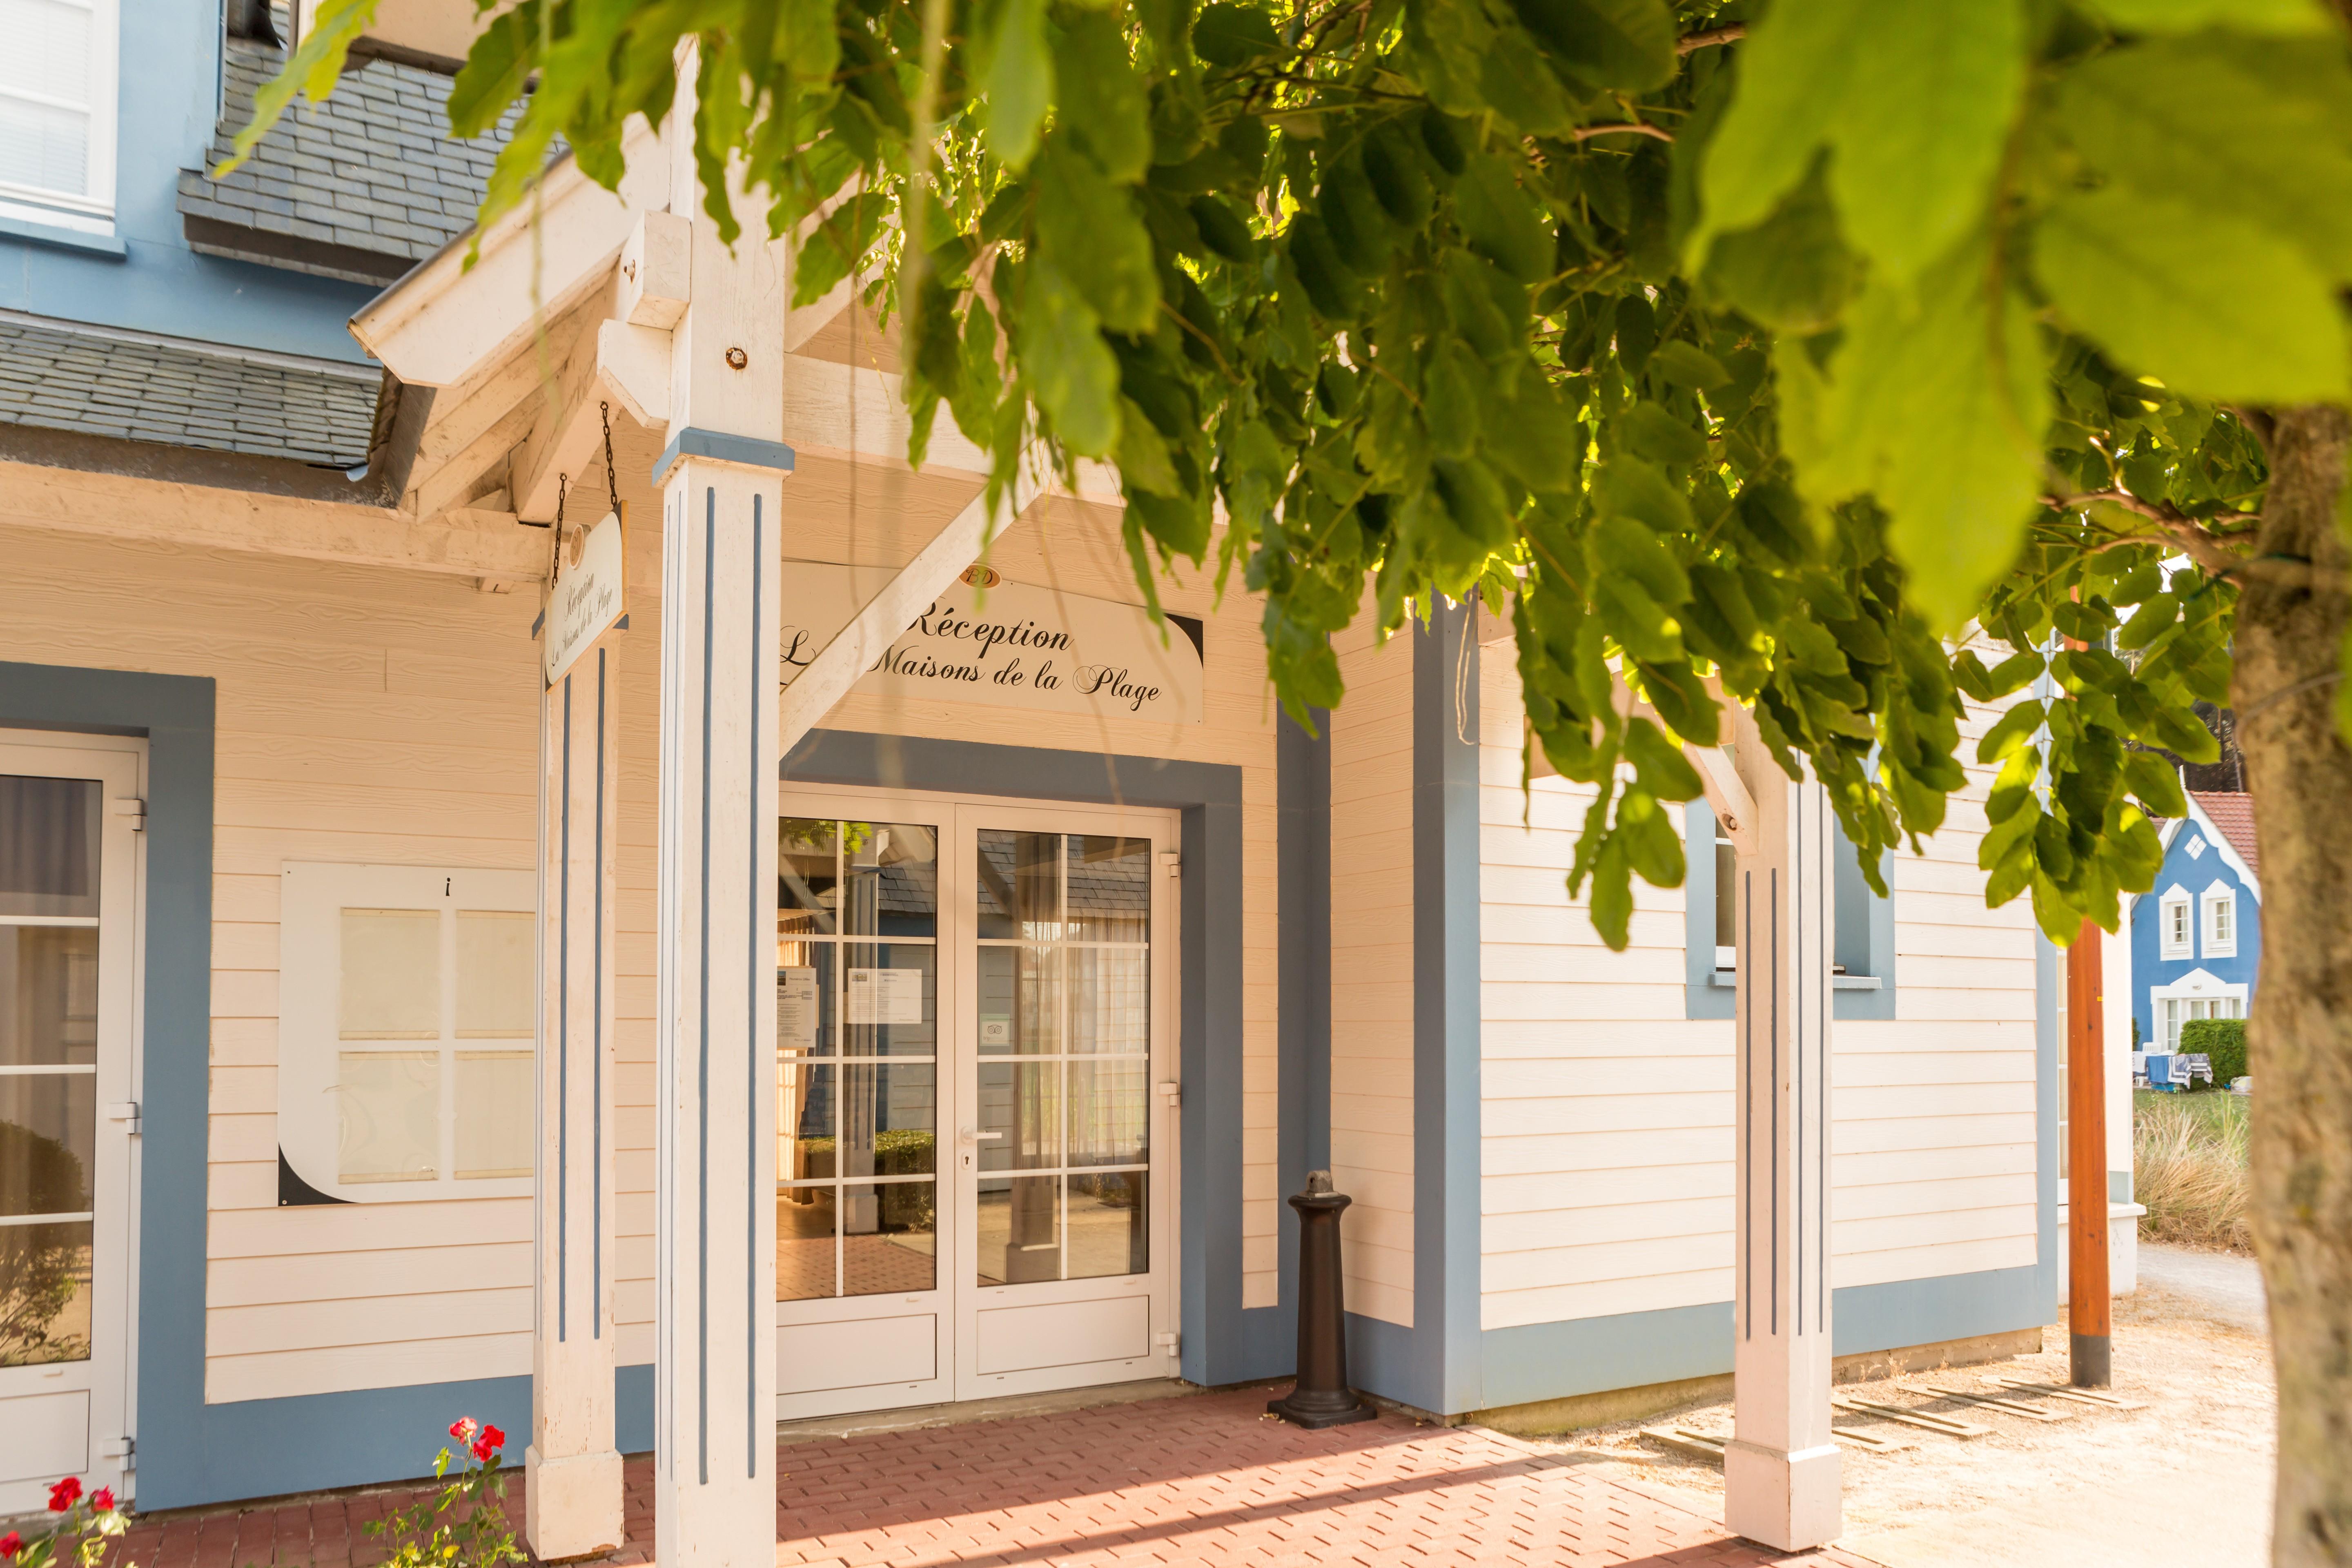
1686,802 -> 1894,1019
2160,886 -> 2192,960
2202,884 -> 2238,959
0,0 -> 119,234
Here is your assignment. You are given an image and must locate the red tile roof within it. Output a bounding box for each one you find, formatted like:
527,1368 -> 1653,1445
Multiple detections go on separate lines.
2189,790 -> 2260,879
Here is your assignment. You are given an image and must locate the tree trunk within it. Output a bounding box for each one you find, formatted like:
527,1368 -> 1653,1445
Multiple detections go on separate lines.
2230,405 -> 2352,1568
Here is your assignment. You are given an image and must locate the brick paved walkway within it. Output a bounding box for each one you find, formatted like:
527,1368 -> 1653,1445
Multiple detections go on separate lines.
122,1386 -> 1882,1568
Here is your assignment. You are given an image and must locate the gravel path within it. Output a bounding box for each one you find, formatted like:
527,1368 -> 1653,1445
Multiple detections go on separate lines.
2138,1241 -> 2267,1335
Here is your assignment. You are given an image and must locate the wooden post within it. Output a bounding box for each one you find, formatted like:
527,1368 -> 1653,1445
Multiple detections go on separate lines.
2067,917 -> 2112,1385
527,629 -> 626,1559
651,48 -> 790,1568
1722,706 -> 1842,1552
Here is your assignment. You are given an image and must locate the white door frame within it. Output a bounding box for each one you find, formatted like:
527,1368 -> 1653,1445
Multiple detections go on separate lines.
770,783 -> 1180,1419
0,728 -> 145,1511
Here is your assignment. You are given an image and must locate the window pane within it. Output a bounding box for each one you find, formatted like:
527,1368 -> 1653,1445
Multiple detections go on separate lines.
0,96 -> 89,200
978,944 -> 1060,1055
775,949 -> 831,1058
1,1073 -> 92,1214
978,1061 -> 1060,1172
842,822 -> 939,938
779,1062 -> 836,1183
1068,1060 -> 1147,1168
775,1184 -> 836,1301
1069,948 -> 1147,1055
1065,836 -> 1149,942
340,909 -> 441,1039
842,943 -> 935,1056
977,831 -> 1059,939
778,819 -> 840,936
1,926 -> 100,1067
1066,1173 -> 1147,1280
839,1062 -> 935,1178
456,911 -> 534,1038
337,1052 -> 438,1183
842,1181 -> 935,1296
976,1175 -> 1059,1286
0,1220 -> 91,1366
454,1051 -> 533,1179
0,774 -> 99,920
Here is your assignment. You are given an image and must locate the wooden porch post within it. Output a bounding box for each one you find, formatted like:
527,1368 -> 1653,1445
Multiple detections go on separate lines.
528,630 -> 626,1559
1722,705 -> 1842,1552
2067,918 -> 2112,1384
651,50 -> 789,1568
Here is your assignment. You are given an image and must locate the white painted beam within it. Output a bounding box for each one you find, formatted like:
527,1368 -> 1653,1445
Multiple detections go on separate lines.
351,120 -> 670,390
777,464 -> 1041,753
0,460 -> 546,579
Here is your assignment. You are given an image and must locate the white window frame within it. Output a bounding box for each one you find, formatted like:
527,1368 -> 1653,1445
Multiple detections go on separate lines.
2201,883 -> 2238,959
2158,884 -> 2192,961
0,0 -> 122,233
2150,969 -> 2247,1051
276,861 -> 537,1204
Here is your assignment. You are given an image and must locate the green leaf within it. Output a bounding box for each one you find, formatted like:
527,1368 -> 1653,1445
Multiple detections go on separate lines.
1193,2 -> 1281,66
2124,747 -> 2188,819
1453,155 -> 1555,283
214,0 -> 382,177
1054,12 -> 1152,182
1624,718 -> 1705,796
1036,145 -> 1161,332
2083,0 -> 2328,33
1691,0 -> 2027,285
1789,232 -> 2049,630
1619,401 -> 1709,467
1652,341 -> 1730,390
973,0 -> 1055,170
2060,36 -> 2352,283
2034,189 -> 2349,405
1189,195 -> 1257,262
1700,166 -> 1858,334
1481,36 -> 1579,135
1020,260 -> 1122,456
1541,0 -> 1677,94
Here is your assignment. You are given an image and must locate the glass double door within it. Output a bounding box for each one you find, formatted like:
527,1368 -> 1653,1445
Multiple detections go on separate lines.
0,732 -> 140,1511
773,790 -> 1174,1420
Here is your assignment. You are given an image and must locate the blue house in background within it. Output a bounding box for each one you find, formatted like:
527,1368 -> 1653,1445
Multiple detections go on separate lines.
2130,791 -> 2262,1053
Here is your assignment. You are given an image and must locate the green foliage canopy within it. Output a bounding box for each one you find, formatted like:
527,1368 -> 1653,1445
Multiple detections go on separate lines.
242,0 -> 2352,948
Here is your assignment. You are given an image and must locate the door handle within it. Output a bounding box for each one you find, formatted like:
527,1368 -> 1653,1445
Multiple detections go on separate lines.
959,1127 -> 1004,1144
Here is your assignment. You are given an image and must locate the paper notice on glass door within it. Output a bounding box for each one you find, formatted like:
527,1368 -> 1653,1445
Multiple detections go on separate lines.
845,966 -> 924,1025
778,967 -> 819,1052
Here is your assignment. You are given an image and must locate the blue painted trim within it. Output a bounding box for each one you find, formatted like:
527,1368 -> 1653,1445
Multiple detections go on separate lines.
1476,1266 -> 2051,1410
0,215 -> 128,258
1276,710 -> 1331,1340
0,661 -> 216,1509
777,728 -> 1281,1384
654,428 -> 798,487
1352,602 -> 1483,1416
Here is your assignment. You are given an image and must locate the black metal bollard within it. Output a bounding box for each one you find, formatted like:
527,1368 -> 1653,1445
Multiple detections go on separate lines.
1267,1170 -> 1376,1428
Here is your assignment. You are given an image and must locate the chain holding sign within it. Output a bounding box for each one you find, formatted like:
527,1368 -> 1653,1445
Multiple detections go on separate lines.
543,508 -> 627,686
778,561 -> 1204,725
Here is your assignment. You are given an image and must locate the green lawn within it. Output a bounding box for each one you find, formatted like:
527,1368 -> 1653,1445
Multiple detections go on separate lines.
2134,1087 -> 2249,1138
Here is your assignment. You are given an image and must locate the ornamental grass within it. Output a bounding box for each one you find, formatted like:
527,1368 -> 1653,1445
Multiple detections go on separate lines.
2135,1090 -> 2253,1254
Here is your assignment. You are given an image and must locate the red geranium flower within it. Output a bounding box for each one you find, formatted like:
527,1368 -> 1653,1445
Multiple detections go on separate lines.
470,1424 -> 504,1461
47,1477 -> 81,1511
2,1530 -> 24,1558
90,1488 -> 116,1513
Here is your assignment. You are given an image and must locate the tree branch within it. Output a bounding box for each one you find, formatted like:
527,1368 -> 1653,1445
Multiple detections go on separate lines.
2045,490 -> 2343,590
1572,121 -> 1674,143
1677,24 -> 1746,53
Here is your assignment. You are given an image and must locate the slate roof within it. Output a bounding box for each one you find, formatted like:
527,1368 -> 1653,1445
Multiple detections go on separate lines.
0,313 -> 382,467
177,39 -> 517,285
2189,790 -> 2260,881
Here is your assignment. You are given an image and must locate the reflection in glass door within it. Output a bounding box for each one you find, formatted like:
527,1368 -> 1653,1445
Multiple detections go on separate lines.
773,815 -> 949,1417
0,735 -> 139,1512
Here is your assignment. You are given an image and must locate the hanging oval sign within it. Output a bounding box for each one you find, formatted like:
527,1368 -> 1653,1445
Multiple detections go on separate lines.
543,509 -> 626,686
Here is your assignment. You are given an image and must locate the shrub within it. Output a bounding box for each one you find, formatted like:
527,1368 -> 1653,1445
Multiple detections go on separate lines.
2136,1091 -> 2252,1252
2178,1017 -> 2250,1087
0,1475 -> 130,1568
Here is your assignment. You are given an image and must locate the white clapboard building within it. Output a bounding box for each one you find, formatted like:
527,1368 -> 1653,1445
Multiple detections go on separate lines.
0,1 -> 2132,1555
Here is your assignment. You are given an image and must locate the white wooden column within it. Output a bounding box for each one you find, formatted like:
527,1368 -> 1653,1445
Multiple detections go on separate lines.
1723,706 -> 1842,1552
529,632 -> 626,1560
652,56 -> 789,1568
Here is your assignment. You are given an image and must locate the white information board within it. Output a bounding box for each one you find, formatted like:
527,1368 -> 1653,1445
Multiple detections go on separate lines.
543,510 -> 626,686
